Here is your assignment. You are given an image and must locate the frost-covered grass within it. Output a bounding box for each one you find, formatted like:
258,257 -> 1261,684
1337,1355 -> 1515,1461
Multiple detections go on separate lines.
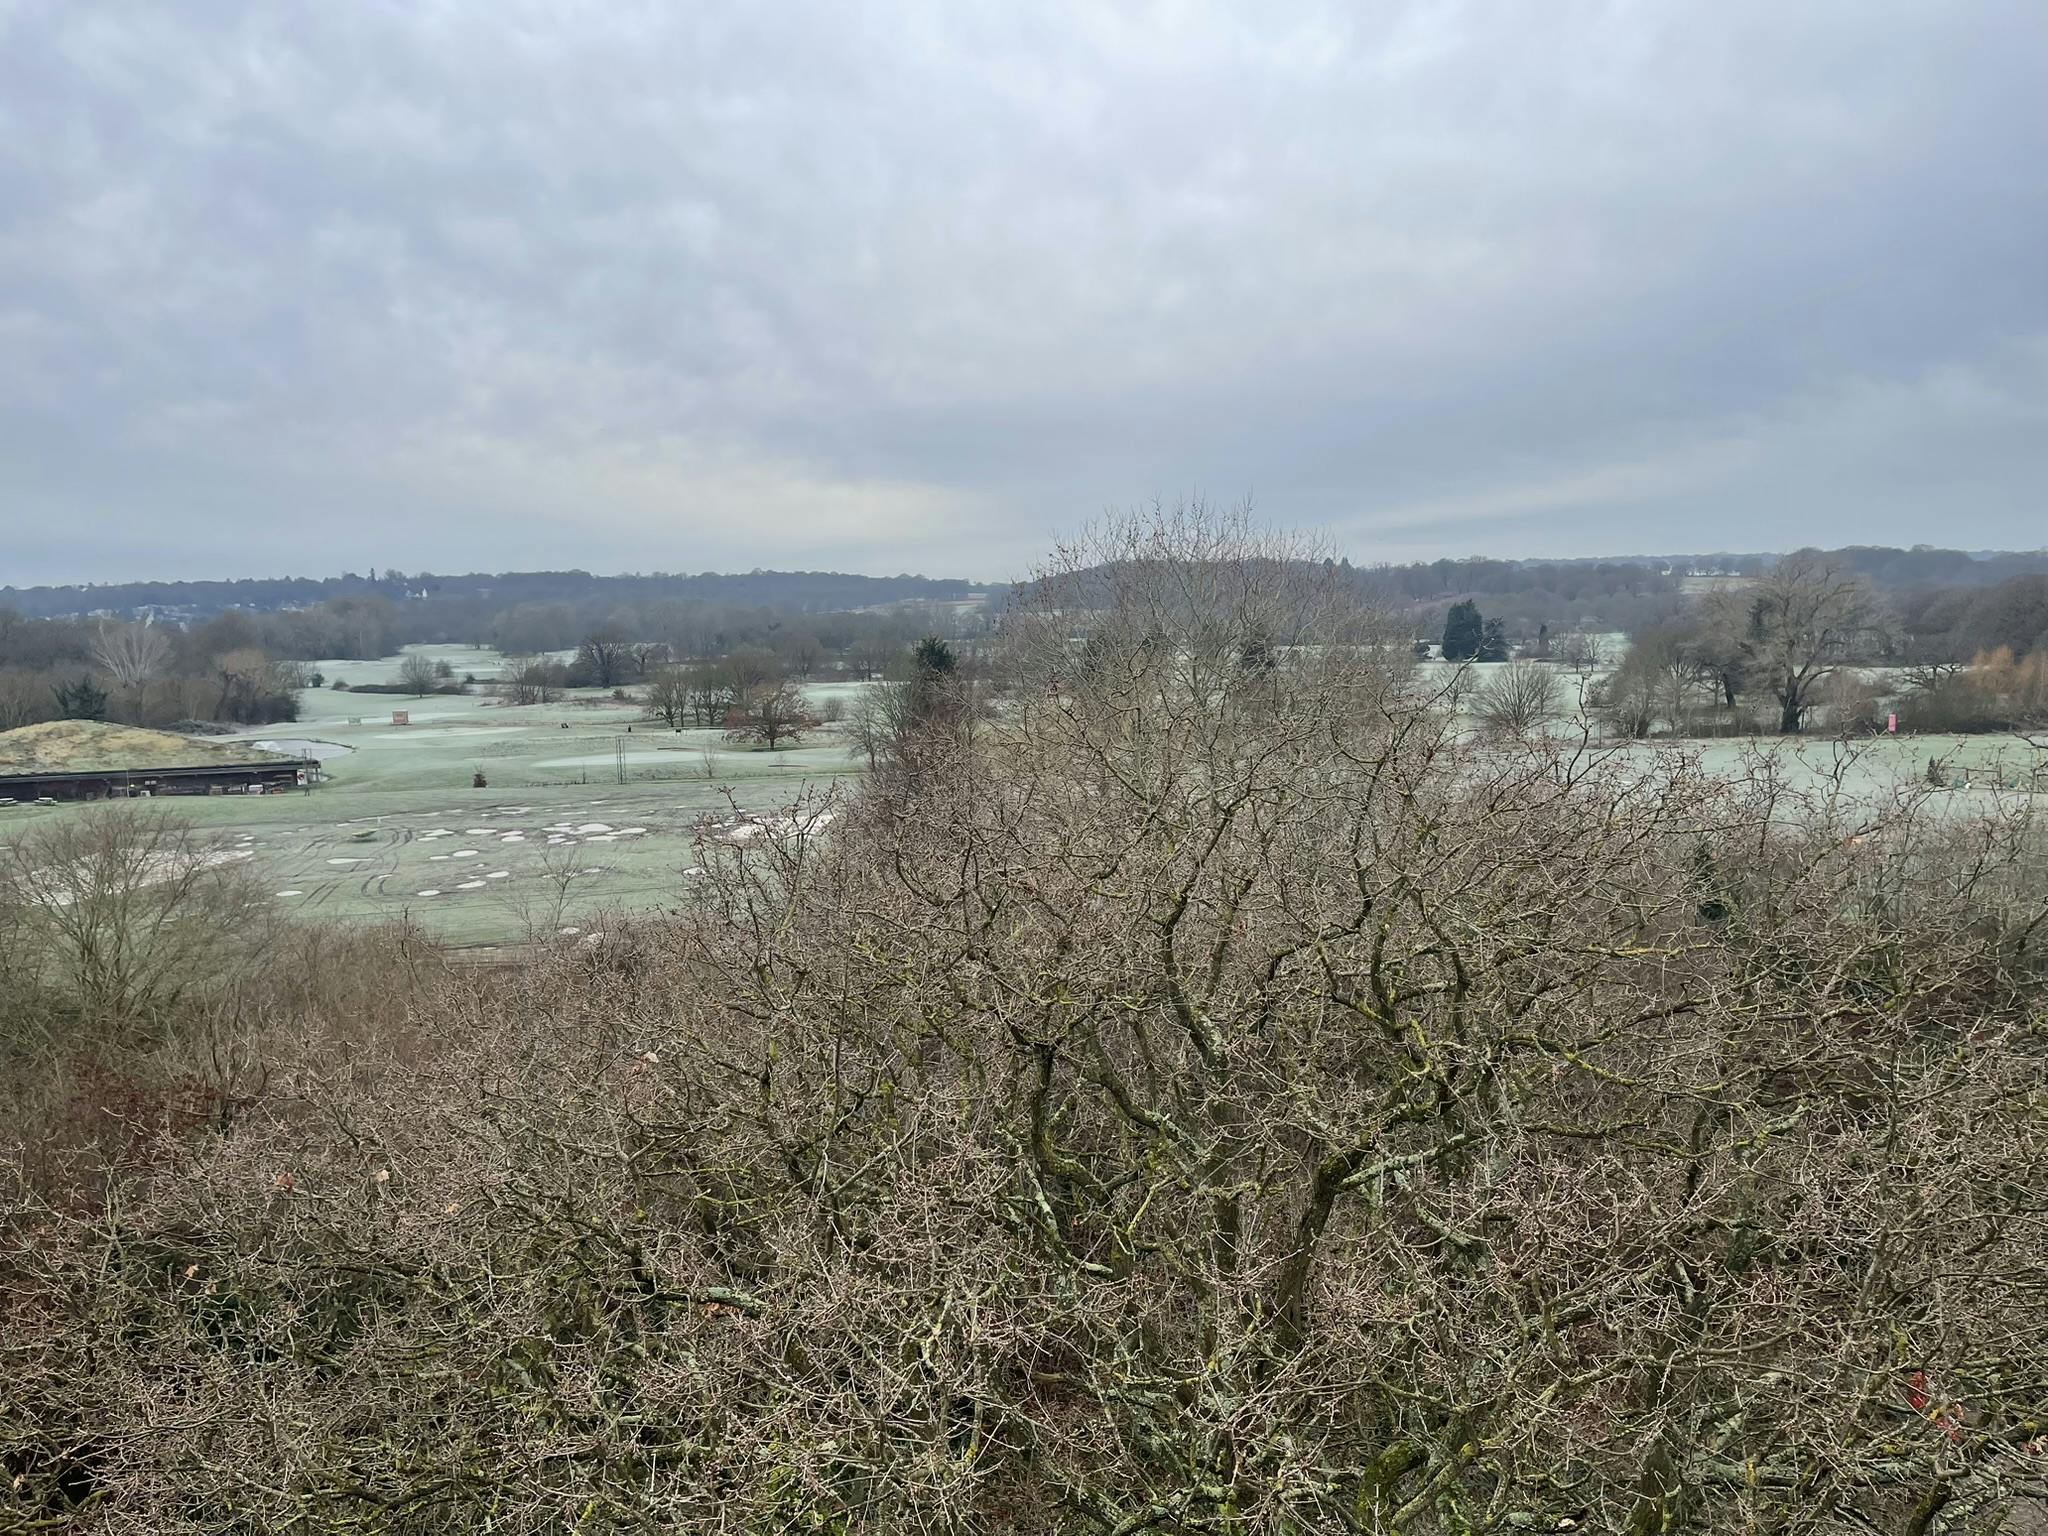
4,648 -> 866,948
310,643 -> 510,692
13,643 -> 2031,946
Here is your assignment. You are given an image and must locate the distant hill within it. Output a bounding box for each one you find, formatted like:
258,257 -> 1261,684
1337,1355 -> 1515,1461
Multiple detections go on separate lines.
0,568 -> 993,621
7,545 -> 2042,626
1536,546 -> 2048,588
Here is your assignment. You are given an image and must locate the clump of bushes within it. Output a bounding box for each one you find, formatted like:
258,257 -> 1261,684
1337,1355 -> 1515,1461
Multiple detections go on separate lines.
4,519 -> 2046,1534
1899,648 -> 2048,732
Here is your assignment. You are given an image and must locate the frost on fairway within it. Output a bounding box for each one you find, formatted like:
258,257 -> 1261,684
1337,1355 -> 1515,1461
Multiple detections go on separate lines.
171,669 -> 859,943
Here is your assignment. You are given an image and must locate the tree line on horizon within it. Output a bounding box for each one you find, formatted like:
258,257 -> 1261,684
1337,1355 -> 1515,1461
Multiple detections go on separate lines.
2,541 -> 2043,740
0,566 -> 987,622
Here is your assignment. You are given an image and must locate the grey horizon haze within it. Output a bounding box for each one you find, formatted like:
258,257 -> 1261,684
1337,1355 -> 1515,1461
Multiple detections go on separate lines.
1,1 -> 2043,587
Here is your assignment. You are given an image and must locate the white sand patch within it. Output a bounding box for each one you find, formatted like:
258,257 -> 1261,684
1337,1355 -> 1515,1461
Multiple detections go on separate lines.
416,889 -> 442,897
22,846 -> 249,909
276,890 -> 303,897
456,880 -> 486,890
358,727 -> 528,746
452,849 -> 480,859
326,857 -> 365,865
576,823 -> 613,834
558,926 -> 581,936
465,828 -> 494,835
485,870 -> 511,879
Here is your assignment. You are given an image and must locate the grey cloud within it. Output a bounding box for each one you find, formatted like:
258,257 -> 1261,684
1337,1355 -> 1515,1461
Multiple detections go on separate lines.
0,0 -> 2042,583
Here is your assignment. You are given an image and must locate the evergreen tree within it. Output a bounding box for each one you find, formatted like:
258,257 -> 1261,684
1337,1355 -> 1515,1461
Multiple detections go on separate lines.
52,674 -> 108,720
904,636 -> 961,734
913,636 -> 957,675
1441,600 -> 1483,661
1478,617 -> 1510,663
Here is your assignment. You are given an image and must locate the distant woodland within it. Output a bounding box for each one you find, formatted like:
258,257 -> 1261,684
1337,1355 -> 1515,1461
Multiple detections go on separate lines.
0,567 -> 987,622
1,545 -> 2044,735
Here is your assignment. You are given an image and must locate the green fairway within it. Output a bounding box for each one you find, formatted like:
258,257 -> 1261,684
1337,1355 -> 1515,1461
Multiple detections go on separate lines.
7,646 -> 2038,950
3,654 -> 866,949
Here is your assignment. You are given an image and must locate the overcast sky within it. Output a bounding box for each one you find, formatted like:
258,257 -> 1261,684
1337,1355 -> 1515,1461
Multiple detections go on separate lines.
2,1 -> 2043,586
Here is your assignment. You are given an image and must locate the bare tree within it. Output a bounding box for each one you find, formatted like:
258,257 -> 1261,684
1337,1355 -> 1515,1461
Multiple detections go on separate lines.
847,628 -> 902,681
0,807 -> 275,1037
721,645 -> 781,697
1552,629 -> 1607,717
776,630 -> 826,680
499,657 -> 565,705
846,681 -> 911,771
722,680 -> 821,750
396,653 -> 440,697
0,668 -> 43,729
575,626 -> 633,689
488,842 -> 588,943
641,666 -> 692,728
1616,621 -> 1717,733
210,647 -> 274,720
1704,552 -> 1889,733
1589,656 -> 1660,737
683,661 -> 736,726
89,620 -> 169,693
1472,659 -> 1562,735
1684,609 -> 1749,708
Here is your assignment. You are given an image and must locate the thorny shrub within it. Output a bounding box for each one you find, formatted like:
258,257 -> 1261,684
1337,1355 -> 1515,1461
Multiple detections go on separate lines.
4,515 -> 2046,1534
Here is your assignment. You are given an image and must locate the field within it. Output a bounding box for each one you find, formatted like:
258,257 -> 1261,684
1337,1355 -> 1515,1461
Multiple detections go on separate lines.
4,644 -> 2040,947
3,646 -> 863,950
1412,651 -> 2047,801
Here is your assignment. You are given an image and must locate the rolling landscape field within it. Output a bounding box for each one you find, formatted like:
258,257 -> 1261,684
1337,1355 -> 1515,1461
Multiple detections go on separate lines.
7,641 -> 2042,954
2,645 -> 864,948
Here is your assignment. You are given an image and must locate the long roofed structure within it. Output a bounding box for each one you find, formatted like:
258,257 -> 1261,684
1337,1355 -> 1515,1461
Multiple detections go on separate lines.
0,720 -> 312,801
